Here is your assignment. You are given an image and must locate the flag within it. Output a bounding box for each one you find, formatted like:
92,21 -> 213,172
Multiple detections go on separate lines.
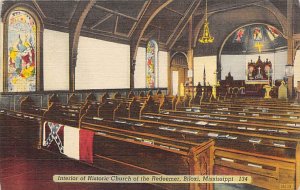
43,121 -> 64,154
63,126 -> 94,164
79,129 -> 94,164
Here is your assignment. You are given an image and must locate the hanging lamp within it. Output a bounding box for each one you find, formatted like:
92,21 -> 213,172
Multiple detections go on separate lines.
199,0 -> 214,43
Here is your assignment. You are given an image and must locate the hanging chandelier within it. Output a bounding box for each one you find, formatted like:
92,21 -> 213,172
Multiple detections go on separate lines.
199,0 -> 214,43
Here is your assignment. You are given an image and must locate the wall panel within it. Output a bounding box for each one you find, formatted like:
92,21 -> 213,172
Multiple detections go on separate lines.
43,29 -> 69,91
76,36 -> 130,90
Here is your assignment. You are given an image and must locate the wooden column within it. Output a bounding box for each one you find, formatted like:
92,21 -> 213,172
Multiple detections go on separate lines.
287,0 -> 294,98
187,18 -> 194,86
187,17 -> 194,98
129,55 -> 136,89
296,142 -> 300,190
167,52 -> 172,95
69,0 -> 96,92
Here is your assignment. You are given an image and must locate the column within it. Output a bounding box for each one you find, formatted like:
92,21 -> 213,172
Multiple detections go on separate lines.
287,0 -> 294,98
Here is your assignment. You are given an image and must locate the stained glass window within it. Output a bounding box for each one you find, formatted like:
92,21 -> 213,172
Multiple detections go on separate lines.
7,10 -> 37,92
146,40 -> 158,88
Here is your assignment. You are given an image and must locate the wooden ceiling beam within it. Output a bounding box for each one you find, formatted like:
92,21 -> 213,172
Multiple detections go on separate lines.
130,0 -> 173,59
32,0 -> 47,18
94,5 -> 138,21
167,0 -> 202,50
165,7 -> 184,16
194,0 -> 262,16
91,13 -> 113,29
114,15 -> 119,34
128,1 -> 151,38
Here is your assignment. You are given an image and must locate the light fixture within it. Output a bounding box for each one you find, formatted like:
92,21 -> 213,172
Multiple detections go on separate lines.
199,0 -> 214,43
285,64 -> 294,77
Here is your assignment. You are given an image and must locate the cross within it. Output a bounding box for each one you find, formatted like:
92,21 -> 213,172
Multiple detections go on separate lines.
257,67 -> 261,74
254,42 -> 264,53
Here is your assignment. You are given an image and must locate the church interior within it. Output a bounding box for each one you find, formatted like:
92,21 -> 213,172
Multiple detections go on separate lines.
1,0 -> 300,190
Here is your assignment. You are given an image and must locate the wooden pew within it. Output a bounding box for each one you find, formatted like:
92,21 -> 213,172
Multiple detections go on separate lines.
20,96 -> 47,116
175,105 -> 300,120
80,97 -> 299,190
199,99 -> 300,111
117,114 -> 299,190
79,116 -> 214,190
113,97 -> 142,119
161,109 -> 300,127
191,101 -> 300,116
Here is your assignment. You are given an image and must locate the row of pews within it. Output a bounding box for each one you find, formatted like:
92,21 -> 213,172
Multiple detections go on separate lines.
2,91 -> 300,190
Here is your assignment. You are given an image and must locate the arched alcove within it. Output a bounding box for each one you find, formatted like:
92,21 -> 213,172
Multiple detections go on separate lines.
219,23 -> 287,96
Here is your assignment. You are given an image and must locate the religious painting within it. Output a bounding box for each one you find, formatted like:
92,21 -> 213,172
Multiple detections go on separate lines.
252,26 -> 263,41
266,25 -> 279,41
233,28 -> 246,43
7,10 -> 36,92
146,40 -> 158,88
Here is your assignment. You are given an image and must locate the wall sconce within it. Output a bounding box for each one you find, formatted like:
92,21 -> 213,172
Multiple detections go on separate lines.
285,64 -> 294,77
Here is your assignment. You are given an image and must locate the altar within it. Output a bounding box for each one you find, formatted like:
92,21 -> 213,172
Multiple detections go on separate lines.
246,56 -> 272,85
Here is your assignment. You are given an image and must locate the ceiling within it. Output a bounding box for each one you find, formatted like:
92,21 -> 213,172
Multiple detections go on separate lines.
1,0 -> 298,56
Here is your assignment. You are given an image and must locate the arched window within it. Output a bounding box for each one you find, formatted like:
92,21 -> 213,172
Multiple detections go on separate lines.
146,40 -> 158,88
4,7 -> 42,92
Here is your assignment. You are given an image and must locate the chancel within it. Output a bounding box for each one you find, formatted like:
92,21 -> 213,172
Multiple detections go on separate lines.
0,0 -> 300,190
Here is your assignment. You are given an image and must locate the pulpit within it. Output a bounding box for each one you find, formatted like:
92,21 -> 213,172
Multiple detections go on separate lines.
263,85 -> 272,99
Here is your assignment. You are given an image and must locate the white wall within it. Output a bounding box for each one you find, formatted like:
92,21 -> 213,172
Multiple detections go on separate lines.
221,51 -> 287,81
134,47 -> 146,88
194,56 -> 217,86
75,36 -> 130,90
43,29 -> 69,91
0,21 -> 3,92
294,50 -> 300,88
273,51 -> 287,80
221,55 -> 246,80
158,51 -> 168,88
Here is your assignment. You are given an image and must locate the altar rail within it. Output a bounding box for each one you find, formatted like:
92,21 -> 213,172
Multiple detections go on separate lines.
0,88 -> 167,112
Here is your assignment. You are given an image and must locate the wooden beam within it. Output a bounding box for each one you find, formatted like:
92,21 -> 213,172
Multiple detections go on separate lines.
167,0 -> 202,50
69,0 -> 96,92
129,0 -> 174,89
32,0 -> 47,18
165,7 -> 184,16
114,16 -> 119,34
195,0 -> 262,15
128,1 -> 151,37
94,5 -> 138,21
91,13 -> 113,29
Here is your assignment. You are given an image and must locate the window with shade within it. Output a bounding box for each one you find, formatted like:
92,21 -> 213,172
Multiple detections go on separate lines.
146,40 -> 158,88
4,8 -> 42,92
